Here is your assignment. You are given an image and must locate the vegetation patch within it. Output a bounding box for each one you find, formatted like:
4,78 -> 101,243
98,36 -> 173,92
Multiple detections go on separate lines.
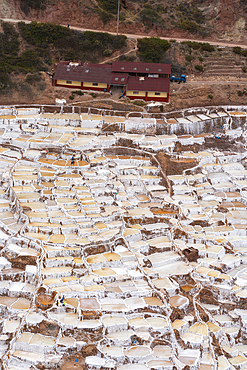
232,46 -> 247,58
18,21 -> 73,46
133,100 -> 147,107
18,22 -> 127,63
175,3 -> 208,36
137,37 -> 171,63
233,46 -> 242,55
96,0 -> 119,23
25,73 -> 43,84
0,20 -> 128,94
237,88 -> 247,96
182,41 -> 214,52
195,64 -> 204,72
20,0 -> 46,15
138,4 -> 165,30
98,0 -> 119,14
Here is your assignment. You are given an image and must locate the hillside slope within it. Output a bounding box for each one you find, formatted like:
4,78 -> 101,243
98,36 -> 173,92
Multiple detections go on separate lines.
1,0 -> 247,43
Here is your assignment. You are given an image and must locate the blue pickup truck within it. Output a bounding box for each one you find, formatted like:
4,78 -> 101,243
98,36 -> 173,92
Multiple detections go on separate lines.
170,74 -> 186,83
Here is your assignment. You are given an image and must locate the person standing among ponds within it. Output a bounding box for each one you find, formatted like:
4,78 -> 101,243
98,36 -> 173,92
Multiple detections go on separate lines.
71,152 -> 75,165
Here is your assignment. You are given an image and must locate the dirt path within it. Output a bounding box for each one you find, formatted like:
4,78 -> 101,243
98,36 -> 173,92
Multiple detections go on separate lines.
100,39 -> 137,64
2,17 -> 247,49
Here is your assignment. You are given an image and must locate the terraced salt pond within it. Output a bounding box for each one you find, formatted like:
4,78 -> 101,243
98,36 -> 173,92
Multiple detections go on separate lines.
1,104 -> 247,369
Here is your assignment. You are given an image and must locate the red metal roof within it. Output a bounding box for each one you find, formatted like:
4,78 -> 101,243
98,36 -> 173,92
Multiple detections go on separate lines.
54,62 -> 112,84
110,73 -> 129,85
126,76 -> 170,93
112,61 -> 171,74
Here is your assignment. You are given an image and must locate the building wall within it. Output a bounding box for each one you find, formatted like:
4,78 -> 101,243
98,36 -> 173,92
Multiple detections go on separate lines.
54,80 -> 109,91
127,90 -> 169,102
83,82 -> 108,91
126,90 -> 146,97
56,79 -> 81,87
146,94 -> 169,102
147,92 -> 167,98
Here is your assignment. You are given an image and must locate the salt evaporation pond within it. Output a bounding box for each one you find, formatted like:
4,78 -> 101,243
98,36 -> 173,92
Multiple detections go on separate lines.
0,105 -> 247,369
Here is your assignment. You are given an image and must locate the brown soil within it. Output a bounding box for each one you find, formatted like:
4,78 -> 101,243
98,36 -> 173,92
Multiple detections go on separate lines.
7,255 -> 37,270
169,80 -> 247,112
156,152 -> 197,177
36,288 -> 56,309
60,353 -> 86,370
198,288 -> 219,305
25,320 -> 60,336
182,247 -> 199,262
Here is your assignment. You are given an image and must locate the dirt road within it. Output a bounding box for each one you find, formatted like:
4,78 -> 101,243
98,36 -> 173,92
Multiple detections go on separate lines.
2,17 -> 247,49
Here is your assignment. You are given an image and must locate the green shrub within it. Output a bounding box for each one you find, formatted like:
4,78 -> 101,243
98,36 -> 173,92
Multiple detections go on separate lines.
138,7 -> 165,29
186,55 -> 193,62
133,100 -> 147,106
198,56 -> 203,62
15,50 -> 44,72
176,3 -> 207,35
238,90 -> 244,96
176,19 -> 201,34
185,41 -> 201,50
103,49 -> 113,56
73,90 -> 84,96
25,73 -> 43,84
200,43 -> 214,52
98,9 -> 114,24
155,4 -> 166,13
207,94 -> 213,100
18,21 -> 127,63
0,71 -> 11,91
137,37 -> 171,63
233,46 -> 242,55
69,95 -> 74,100
18,21 -> 73,46
195,64 -> 204,72
20,0 -> 46,15
242,49 -> 247,57
98,0 -> 119,14
119,13 -> 126,21
243,66 -> 247,73
0,22 -> 20,56
169,39 -> 177,43
82,31 -> 127,50
91,93 -> 97,98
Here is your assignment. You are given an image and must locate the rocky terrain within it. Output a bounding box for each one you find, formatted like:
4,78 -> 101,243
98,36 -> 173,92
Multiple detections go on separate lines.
1,0 -> 247,43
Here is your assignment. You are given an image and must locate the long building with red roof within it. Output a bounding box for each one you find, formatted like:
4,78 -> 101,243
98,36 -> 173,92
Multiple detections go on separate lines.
53,61 -> 171,102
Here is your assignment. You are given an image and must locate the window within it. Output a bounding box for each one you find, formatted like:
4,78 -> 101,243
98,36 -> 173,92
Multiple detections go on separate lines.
133,67 -> 137,70
133,91 -> 139,94
146,68 -> 149,71
155,92 -> 161,95
121,67 -> 125,70
115,77 -> 119,81
85,69 -> 89,73
121,78 -> 125,81
66,81 -> 72,84
93,82 -> 98,86
158,68 -> 162,72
